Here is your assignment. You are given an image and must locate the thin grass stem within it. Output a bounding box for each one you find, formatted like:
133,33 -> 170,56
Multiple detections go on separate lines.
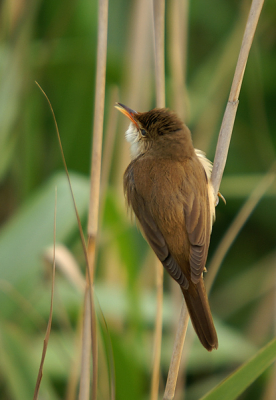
33,188 -> 57,400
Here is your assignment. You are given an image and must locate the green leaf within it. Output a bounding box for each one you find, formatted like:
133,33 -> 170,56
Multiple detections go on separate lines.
200,337 -> 276,400
0,172 -> 89,294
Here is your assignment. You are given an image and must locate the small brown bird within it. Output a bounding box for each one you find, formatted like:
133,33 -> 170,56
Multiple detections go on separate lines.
115,103 -> 218,351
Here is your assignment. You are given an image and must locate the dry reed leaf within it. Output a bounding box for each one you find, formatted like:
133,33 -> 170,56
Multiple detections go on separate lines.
44,244 -> 85,292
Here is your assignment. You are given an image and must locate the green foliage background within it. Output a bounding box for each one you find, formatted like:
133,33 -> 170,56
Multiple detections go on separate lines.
0,0 -> 276,399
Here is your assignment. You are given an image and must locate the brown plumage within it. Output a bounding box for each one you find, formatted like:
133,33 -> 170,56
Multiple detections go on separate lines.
116,104 -> 218,351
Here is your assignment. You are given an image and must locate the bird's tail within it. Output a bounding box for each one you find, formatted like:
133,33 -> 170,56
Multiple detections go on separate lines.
181,279 -> 218,351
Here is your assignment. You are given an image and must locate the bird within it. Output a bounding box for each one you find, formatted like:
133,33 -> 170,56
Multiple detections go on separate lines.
115,102 -> 218,351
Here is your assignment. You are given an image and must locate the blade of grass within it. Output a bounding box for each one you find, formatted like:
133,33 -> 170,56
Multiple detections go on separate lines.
34,84 -> 91,288
35,82 -> 95,400
200,337 -> 276,400
262,359 -> 276,400
33,187 -> 57,400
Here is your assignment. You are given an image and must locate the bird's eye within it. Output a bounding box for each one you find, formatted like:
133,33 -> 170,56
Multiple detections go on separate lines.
140,129 -> 147,137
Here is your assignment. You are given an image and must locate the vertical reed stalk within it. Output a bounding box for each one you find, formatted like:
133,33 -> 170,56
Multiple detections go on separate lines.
211,0 -> 265,194
163,1 -> 265,399
151,1 -> 166,399
163,303 -> 189,400
80,0 -> 109,399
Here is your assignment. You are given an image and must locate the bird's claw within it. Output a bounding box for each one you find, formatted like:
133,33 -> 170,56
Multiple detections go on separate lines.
215,191 -> 226,206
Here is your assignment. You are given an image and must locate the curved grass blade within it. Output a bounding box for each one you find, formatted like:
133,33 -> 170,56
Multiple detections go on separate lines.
33,188 -> 57,400
200,337 -> 276,400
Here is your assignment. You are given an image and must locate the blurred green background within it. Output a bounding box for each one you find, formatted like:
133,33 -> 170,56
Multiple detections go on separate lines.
0,0 -> 276,399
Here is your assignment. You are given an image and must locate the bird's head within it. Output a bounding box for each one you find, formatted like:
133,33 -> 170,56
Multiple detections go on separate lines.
115,103 -> 191,159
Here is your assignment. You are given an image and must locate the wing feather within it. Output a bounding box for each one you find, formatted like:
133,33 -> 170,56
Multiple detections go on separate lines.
124,162 -> 189,288
184,182 -> 211,283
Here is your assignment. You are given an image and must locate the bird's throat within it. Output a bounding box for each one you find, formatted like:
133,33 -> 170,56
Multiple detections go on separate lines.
125,122 -> 142,159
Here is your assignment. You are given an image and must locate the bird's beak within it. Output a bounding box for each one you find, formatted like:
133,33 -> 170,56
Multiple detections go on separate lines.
115,102 -> 139,129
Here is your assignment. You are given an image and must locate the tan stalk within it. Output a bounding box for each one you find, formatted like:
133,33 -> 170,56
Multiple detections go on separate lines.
211,0 -> 265,194
84,0 -> 109,399
151,1 -> 166,400
163,1 -> 265,399
88,0 -> 109,237
167,1 -> 189,396
163,303 -> 189,400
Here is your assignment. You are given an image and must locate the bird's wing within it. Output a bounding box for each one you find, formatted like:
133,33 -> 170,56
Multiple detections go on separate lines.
183,181 -> 211,284
137,205 -> 189,289
124,164 -> 189,289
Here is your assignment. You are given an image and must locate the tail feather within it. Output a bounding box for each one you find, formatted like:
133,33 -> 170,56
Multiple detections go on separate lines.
181,279 -> 218,351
